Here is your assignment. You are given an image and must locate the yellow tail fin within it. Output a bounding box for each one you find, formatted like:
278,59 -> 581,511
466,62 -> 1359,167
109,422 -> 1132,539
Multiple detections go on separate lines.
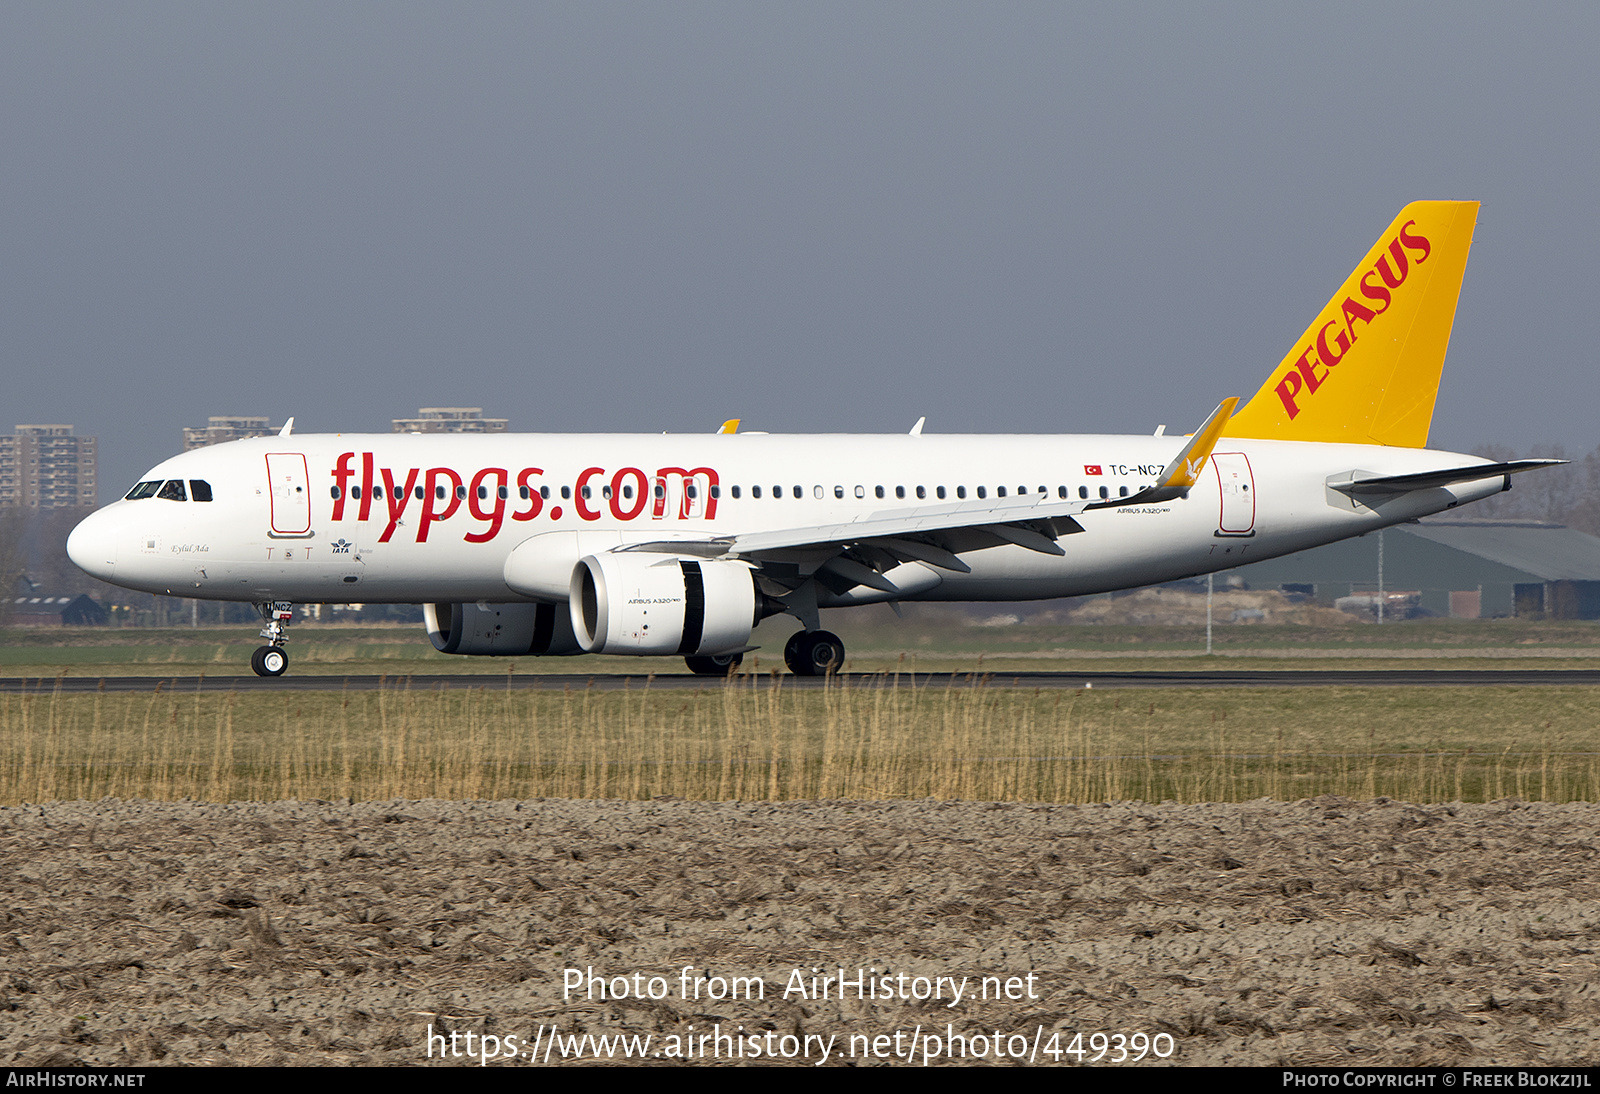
1224,200 -> 1479,447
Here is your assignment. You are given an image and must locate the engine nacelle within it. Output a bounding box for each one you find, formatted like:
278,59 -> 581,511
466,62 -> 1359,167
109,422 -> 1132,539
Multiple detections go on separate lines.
424,601 -> 582,656
570,554 -> 762,656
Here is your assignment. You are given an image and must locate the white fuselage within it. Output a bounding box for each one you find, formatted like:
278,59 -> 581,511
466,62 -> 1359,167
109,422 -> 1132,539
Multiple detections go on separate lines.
67,431 -> 1505,606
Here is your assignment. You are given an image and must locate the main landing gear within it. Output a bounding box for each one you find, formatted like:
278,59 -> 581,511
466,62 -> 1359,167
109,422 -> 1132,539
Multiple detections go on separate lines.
783,630 -> 845,676
685,652 -> 744,676
251,601 -> 294,677
684,632 -> 845,676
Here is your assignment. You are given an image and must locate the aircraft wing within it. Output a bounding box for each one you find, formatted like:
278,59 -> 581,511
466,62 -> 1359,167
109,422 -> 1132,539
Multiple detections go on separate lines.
617,492 -> 1090,561
726,493 -> 1092,557
617,399 -> 1242,568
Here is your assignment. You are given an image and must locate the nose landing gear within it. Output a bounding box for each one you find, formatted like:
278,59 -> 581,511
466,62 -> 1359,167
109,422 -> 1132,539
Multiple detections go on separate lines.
783,630 -> 845,676
251,601 -> 294,677
250,645 -> 288,677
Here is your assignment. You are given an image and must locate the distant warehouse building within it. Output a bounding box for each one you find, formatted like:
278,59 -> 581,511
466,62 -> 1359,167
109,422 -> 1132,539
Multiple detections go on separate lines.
8,588 -> 108,626
1223,518 -> 1600,620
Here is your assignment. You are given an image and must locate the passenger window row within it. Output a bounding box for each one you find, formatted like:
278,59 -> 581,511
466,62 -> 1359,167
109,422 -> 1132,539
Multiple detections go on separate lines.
324,481 -> 1140,503
719,483 -> 1134,501
332,484 -> 556,502
134,476 -> 1135,508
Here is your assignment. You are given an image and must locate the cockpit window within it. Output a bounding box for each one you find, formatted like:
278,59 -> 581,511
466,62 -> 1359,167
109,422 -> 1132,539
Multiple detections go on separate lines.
124,480 -> 162,500
156,479 -> 188,502
189,480 -> 213,502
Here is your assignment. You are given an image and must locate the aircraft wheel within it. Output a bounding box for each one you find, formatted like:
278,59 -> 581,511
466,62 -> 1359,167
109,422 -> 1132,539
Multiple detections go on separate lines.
685,652 -> 743,676
786,630 -> 844,676
802,630 -> 845,675
252,646 -> 288,677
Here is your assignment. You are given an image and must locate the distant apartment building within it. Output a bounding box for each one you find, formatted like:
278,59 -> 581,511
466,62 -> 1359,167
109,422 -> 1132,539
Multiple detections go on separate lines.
183,415 -> 277,450
0,425 -> 98,509
390,407 -> 508,434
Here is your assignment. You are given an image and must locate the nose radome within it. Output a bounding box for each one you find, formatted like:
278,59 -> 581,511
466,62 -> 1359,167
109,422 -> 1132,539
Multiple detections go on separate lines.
66,509 -> 118,581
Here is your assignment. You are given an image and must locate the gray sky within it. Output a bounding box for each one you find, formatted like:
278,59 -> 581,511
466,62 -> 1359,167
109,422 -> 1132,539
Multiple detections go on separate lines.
5,3 -> 1597,499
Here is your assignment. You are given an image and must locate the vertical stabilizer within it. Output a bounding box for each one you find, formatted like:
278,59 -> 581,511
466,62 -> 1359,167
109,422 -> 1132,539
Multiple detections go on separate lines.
1224,201 -> 1479,447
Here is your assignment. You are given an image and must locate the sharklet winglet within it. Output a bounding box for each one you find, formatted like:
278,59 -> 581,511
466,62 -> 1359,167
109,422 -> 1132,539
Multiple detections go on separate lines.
1160,397 -> 1238,490
1083,397 -> 1238,511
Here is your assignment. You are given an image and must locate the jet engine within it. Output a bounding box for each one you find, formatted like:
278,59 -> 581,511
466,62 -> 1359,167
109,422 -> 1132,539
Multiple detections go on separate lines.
570,553 -> 777,656
424,601 -> 582,656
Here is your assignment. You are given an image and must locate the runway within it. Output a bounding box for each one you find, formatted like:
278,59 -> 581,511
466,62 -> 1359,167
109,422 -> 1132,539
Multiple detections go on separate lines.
6,668 -> 1600,693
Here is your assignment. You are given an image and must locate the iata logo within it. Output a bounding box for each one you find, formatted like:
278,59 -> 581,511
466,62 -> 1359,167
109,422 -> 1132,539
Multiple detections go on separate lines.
1274,221 -> 1432,419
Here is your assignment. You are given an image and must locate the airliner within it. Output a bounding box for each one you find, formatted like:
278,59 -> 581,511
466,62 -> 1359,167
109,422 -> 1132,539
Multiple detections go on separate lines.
67,201 -> 1557,676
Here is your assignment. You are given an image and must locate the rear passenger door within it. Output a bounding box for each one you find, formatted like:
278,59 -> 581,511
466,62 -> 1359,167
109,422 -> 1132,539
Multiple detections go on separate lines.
1212,452 -> 1256,536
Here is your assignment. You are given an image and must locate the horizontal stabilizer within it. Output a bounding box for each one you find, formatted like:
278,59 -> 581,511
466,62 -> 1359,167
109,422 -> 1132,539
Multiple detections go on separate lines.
1331,459 -> 1566,495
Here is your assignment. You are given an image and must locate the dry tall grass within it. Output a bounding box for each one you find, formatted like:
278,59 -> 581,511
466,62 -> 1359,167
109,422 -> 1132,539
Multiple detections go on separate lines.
1,673 -> 1596,805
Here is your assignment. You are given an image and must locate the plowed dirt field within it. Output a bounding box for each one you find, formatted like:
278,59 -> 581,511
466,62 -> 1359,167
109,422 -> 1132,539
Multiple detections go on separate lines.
2,797 -> 1596,1066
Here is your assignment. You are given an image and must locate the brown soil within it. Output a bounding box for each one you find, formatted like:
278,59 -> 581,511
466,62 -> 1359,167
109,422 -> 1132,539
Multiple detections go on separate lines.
2,797 -> 1596,1067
